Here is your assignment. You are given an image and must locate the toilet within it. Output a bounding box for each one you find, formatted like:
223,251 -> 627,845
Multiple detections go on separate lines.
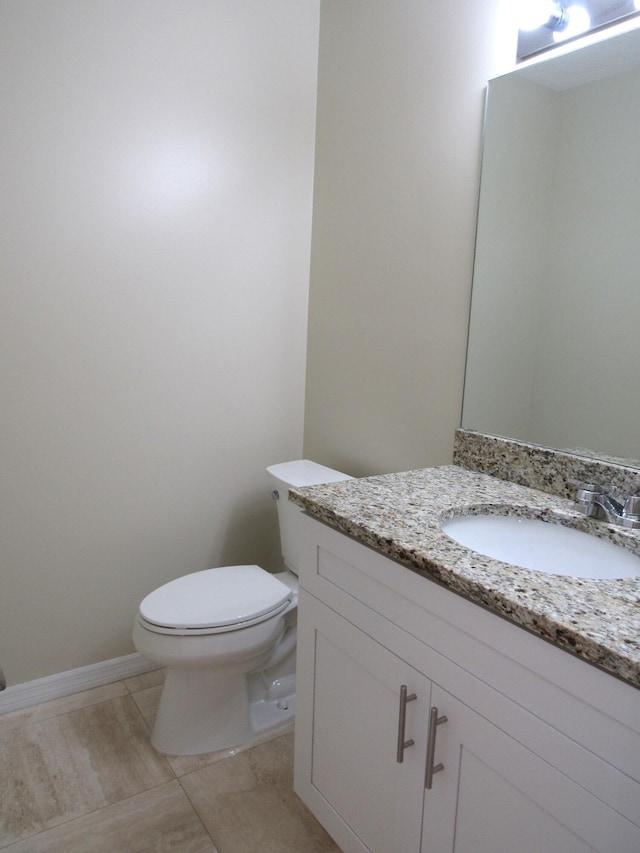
132,459 -> 352,755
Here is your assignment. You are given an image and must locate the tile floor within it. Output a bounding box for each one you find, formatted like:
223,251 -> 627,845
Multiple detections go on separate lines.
0,670 -> 341,852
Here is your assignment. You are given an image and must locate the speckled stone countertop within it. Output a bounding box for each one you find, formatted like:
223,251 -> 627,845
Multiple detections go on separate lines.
290,465 -> 640,688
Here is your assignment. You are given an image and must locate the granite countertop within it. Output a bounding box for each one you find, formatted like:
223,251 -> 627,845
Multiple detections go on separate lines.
290,465 -> 640,688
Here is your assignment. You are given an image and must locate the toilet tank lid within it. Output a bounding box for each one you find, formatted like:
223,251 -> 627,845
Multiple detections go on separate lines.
266,459 -> 353,488
139,566 -> 293,630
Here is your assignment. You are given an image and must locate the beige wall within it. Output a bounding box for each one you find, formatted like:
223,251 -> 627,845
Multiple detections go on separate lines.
303,0 -> 517,476
0,0 -> 319,685
2,0 -> 520,687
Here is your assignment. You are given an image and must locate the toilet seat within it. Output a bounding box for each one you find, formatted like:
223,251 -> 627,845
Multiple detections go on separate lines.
138,565 -> 293,636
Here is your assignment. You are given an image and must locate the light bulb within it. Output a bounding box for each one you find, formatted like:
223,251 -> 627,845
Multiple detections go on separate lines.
553,5 -> 591,41
518,0 -> 563,31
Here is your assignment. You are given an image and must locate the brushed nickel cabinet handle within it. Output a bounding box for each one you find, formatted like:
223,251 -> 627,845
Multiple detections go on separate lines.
396,684 -> 417,763
425,705 -> 447,789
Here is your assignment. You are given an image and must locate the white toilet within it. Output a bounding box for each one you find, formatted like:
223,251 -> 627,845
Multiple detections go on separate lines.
132,459 -> 352,755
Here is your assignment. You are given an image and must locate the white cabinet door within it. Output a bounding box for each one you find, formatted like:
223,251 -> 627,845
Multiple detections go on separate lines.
421,683 -> 640,853
302,595 -> 430,853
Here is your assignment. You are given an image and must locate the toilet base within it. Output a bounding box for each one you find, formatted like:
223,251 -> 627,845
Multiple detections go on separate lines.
150,654 -> 296,756
248,662 -> 296,735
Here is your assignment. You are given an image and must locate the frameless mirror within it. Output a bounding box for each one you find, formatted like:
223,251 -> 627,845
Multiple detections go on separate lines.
462,25 -> 640,468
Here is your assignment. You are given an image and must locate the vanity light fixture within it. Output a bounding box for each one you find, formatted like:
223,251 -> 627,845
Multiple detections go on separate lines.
517,0 -> 568,31
517,0 -> 639,60
517,0 -> 590,38
552,4 -> 591,41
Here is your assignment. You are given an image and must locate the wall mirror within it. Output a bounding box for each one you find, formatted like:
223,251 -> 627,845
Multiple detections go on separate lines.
462,24 -> 640,467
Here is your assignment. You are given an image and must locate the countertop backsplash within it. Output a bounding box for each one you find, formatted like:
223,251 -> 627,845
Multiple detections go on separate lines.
453,430 -> 640,500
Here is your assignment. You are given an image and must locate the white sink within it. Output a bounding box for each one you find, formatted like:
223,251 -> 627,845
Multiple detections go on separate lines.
441,514 -> 640,579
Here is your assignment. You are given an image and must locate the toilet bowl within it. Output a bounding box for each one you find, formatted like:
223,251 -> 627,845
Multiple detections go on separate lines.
133,460 -> 352,755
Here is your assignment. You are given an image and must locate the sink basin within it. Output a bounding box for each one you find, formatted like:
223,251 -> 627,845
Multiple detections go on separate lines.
441,514 -> 640,579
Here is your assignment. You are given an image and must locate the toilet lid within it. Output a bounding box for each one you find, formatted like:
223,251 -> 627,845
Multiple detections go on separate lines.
139,565 -> 293,631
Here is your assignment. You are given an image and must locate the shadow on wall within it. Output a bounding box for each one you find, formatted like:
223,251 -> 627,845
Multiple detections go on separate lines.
218,494 -> 284,575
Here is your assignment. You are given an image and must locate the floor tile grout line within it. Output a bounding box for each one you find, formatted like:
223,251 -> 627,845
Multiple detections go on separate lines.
0,775 -> 182,850
177,776 -> 221,852
121,668 -> 166,696
123,692 -> 179,781
0,798 -> 110,850
1,683 -> 310,852
0,779 -> 185,852
0,682 -> 131,735
0,693 -> 179,850
1,719 -> 334,852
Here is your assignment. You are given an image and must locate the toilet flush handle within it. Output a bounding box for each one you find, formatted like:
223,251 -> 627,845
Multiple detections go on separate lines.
271,490 -> 280,500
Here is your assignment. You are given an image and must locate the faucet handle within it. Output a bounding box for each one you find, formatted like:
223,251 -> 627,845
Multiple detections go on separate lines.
607,484 -> 627,500
570,480 -> 606,519
568,479 -> 602,489
569,480 -> 606,497
623,494 -> 640,520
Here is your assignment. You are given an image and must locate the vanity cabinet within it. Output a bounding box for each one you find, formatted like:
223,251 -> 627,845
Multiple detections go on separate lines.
293,513 -> 640,853
306,594 -> 429,852
420,682 -> 613,853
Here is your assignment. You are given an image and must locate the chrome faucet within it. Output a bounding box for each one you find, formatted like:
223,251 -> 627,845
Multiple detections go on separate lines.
573,482 -> 640,529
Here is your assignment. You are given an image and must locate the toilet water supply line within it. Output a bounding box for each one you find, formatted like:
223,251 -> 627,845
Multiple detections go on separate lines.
0,667 -> 6,691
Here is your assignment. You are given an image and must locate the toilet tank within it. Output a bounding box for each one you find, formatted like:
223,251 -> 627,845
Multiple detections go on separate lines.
266,460 -> 353,574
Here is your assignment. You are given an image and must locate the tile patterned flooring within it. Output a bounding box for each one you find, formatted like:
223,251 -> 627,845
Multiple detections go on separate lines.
0,670 -> 341,852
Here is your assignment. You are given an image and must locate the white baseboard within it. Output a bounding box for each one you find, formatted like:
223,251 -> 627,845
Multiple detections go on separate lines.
0,653 -> 161,715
